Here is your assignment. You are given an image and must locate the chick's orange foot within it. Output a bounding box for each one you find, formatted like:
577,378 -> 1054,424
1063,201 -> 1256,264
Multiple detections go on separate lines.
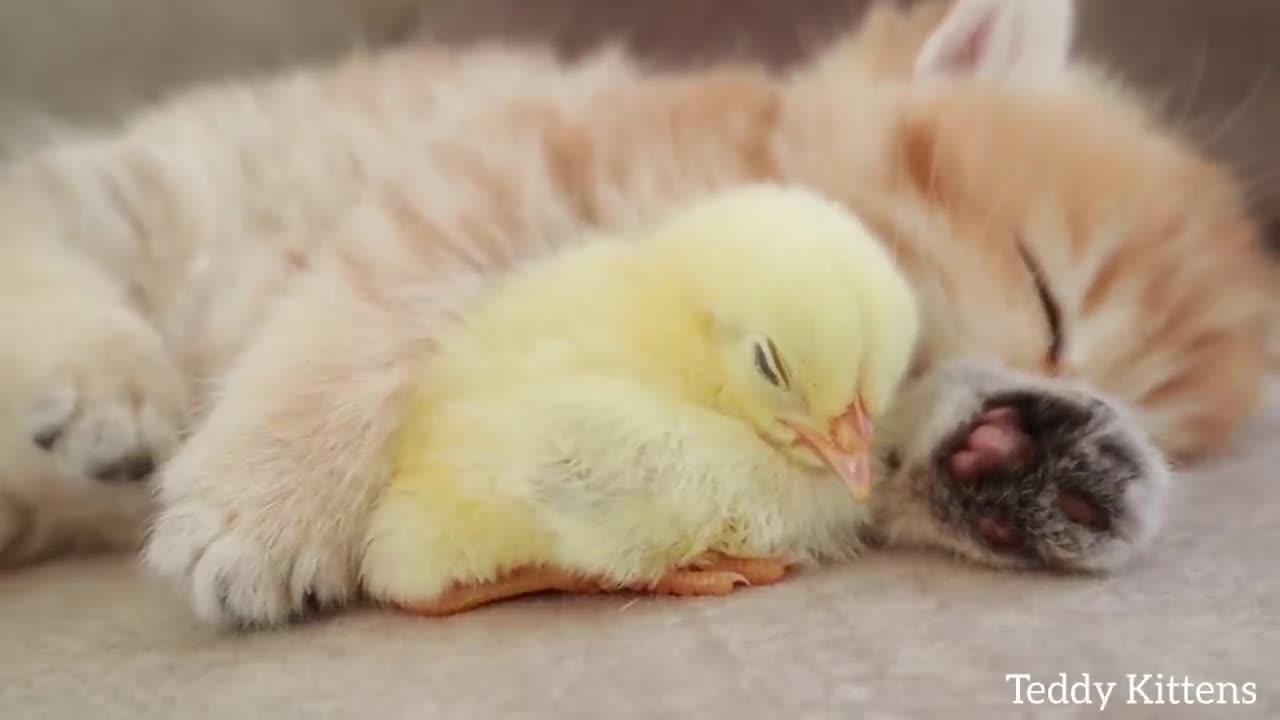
628,553 -> 792,596
391,554 -> 792,617
394,566 -> 604,617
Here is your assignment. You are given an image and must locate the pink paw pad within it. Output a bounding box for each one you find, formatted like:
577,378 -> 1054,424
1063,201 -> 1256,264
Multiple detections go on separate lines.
948,407 -> 1035,483
976,516 -> 1025,551
1058,491 -> 1111,531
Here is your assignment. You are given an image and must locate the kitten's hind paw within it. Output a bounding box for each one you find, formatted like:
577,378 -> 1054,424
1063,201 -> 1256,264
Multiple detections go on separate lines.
0,299 -> 184,565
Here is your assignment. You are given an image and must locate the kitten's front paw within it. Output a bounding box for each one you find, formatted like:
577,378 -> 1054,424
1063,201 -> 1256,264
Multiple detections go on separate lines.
146,480 -> 357,628
878,361 -> 1169,572
932,391 -> 1167,570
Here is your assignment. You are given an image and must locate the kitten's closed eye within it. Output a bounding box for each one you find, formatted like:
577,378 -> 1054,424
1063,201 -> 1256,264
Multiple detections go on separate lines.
1017,242 -> 1063,366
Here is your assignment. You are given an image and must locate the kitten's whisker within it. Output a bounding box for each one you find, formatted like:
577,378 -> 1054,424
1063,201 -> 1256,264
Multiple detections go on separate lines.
1201,64 -> 1275,152
1173,45 -> 1209,133
1236,165 -> 1280,200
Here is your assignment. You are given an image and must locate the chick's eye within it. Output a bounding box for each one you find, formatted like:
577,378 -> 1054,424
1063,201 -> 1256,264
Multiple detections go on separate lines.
753,337 -> 789,388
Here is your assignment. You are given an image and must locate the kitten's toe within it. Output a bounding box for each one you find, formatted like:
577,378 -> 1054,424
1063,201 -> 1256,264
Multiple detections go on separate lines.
933,390 -> 1168,571
946,407 -> 1035,483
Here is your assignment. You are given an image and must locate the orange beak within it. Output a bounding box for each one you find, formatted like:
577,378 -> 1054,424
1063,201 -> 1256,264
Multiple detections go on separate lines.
790,399 -> 875,503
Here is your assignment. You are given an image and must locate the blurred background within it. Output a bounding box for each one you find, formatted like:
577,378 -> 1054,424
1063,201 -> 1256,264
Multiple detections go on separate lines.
1,0 -> 1276,245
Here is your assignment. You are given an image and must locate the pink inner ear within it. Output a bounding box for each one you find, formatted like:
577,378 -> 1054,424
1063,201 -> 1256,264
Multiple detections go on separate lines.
951,11 -> 996,70
919,0 -> 1074,81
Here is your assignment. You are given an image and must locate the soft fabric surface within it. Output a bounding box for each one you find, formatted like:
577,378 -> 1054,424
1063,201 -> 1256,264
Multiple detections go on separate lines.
4,381 -> 1276,719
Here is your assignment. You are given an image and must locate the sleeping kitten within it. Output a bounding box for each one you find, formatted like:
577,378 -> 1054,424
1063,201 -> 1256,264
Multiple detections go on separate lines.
0,0 -> 1272,627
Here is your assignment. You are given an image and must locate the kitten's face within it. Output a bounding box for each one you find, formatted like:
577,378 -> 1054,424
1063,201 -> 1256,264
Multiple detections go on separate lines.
791,0 -> 1276,570
860,82 -> 1272,570
884,84 -> 1274,463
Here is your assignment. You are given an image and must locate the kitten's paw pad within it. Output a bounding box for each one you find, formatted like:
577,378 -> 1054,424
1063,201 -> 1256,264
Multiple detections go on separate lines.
146,500 -> 354,628
21,336 -> 184,486
946,407 -> 1035,482
973,515 -> 1026,552
937,392 -> 1166,571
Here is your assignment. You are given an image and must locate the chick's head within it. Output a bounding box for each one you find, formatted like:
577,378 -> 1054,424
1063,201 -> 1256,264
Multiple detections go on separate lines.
643,183 -> 920,501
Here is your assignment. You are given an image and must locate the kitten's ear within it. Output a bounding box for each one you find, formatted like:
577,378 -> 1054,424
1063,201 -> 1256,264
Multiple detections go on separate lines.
914,0 -> 1075,82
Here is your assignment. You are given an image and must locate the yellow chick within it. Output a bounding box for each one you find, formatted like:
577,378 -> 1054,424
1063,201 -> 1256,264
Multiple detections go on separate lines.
360,183 -> 920,616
